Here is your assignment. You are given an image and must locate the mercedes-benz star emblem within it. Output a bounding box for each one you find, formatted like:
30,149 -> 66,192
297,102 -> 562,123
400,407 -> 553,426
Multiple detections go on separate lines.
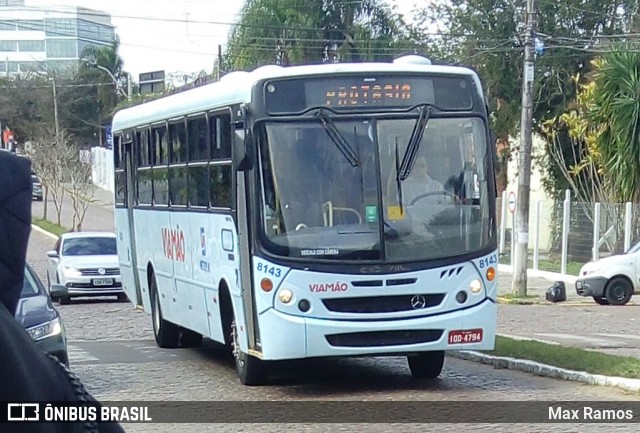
98,268 -> 106,275
411,295 -> 427,309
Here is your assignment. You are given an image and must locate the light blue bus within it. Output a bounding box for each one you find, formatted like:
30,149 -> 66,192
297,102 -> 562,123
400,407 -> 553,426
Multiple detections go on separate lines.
111,55 -> 499,385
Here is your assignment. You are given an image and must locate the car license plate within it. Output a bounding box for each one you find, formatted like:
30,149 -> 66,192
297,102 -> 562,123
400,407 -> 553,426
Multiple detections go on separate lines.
448,328 -> 483,344
93,278 -> 113,286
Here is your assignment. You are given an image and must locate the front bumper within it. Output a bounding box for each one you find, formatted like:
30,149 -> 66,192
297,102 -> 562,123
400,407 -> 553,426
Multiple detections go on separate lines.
256,298 -> 497,360
34,332 -> 67,364
64,276 -> 123,297
575,276 -> 608,297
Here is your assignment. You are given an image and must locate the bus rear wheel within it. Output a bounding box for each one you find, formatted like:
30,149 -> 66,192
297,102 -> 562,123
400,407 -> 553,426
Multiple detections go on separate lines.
230,319 -> 268,386
407,351 -> 445,379
150,276 -> 180,348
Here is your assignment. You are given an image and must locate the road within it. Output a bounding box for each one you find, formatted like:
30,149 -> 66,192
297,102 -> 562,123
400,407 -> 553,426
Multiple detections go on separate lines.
22,190 -> 640,432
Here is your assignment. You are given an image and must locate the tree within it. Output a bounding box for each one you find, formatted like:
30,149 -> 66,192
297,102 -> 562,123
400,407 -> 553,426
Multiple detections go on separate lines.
415,0 -> 638,195
224,0 -> 411,70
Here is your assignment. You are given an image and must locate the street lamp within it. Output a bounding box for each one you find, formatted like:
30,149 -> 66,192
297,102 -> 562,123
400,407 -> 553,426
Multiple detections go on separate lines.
82,59 -> 130,100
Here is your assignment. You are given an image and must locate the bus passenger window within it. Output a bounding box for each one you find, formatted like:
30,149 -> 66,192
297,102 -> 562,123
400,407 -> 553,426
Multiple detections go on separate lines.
169,121 -> 187,163
152,125 -> 168,165
137,168 -> 153,205
169,166 -> 188,206
188,116 -> 208,161
210,164 -> 231,208
210,113 -> 232,159
153,167 -> 169,206
188,165 -> 209,207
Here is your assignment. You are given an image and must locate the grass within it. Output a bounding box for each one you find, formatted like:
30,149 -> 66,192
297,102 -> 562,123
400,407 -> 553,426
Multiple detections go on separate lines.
497,293 -> 541,305
32,217 -> 68,237
488,335 -> 640,379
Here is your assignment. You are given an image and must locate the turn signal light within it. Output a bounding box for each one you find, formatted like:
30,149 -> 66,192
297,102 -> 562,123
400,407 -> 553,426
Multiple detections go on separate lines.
486,267 -> 495,281
260,278 -> 273,292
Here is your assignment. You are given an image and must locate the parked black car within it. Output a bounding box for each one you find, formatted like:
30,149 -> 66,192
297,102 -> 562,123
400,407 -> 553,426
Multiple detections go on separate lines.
31,173 -> 43,201
16,264 -> 68,365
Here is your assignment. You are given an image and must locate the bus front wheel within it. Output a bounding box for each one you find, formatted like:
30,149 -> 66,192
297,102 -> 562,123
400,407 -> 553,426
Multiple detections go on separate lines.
407,351 -> 445,379
230,319 -> 268,386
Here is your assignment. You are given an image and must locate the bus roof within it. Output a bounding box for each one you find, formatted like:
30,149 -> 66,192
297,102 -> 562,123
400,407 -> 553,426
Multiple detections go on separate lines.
112,58 -> 482,132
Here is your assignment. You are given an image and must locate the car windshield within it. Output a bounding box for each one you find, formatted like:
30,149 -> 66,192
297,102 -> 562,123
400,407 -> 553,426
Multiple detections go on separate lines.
21,268 -> 41,297
62,237 -> 117,256
627,241 -> 640,254
257,116 -> 493,262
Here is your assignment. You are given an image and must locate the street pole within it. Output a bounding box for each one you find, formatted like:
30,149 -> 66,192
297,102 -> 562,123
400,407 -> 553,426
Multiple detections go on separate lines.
52,74 -> 60,141
217,44 -> 222,81
511,0 -> 537,296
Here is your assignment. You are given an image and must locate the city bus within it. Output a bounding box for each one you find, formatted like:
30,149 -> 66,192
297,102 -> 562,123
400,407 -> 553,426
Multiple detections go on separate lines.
111,54 -> 498,385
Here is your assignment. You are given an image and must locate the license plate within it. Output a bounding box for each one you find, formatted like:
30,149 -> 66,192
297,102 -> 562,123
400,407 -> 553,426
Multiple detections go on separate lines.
93,278 -> 113,286
448,328 -> 483,344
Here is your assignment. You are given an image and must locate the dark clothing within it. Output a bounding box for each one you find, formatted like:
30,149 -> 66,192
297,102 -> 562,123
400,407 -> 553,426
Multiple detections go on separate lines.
0,152 -> 125,433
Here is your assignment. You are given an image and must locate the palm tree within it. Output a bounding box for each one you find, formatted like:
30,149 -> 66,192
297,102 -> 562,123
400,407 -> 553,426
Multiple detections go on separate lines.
589,46 -> 640,203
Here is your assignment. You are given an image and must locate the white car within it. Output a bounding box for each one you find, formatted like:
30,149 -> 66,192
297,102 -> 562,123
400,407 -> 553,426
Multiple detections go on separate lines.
46,232 -> 125,304
575,242 -> 640,306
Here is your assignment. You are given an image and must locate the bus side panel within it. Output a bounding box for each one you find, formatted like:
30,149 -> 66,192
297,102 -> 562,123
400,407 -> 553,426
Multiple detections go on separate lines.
143,209 -> 176,323
132,208 -> 153,314
114,208 -> 137,303
189,212 -> 238,344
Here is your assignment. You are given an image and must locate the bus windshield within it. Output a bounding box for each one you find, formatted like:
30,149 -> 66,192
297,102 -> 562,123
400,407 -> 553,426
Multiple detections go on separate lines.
257,115 -> 493,262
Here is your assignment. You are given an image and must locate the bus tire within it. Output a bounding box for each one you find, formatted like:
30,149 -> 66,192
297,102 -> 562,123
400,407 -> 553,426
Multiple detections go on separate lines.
180,328 -> 203,348
407,351 -> 445,379
150,276 -> 180,348
230,318 -> 268,386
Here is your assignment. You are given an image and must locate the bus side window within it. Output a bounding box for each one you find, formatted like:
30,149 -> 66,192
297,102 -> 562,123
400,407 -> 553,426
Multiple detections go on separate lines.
210,113 -> 232,159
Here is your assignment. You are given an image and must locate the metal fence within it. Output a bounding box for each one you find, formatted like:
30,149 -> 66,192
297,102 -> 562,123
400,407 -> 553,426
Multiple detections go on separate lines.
497,190 -> 640,276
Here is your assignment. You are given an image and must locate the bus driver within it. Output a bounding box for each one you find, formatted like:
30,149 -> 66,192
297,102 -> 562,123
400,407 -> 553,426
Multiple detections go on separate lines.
403,155 -> 450,205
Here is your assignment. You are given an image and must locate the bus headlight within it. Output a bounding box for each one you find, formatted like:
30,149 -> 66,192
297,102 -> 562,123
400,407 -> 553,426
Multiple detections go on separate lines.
278,289 -> 293,304
469,279 -> 483,294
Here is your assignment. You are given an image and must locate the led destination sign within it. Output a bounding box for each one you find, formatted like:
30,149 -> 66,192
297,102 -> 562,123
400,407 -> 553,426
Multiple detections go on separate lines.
264,75 -> 474,114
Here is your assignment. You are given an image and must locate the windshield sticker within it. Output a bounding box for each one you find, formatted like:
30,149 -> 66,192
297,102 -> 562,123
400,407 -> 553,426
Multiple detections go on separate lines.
310,282 -> 348,293
387,205 -> 405,220
301,248 -> 340,256
365,205 -> 378,223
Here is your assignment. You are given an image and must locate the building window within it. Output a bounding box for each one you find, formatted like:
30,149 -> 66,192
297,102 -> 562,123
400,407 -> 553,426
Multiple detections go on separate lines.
45,19 -> 77,37
17,20 -> 45,31
18,40 -> 45,52
0,40 -> 16,52
46,39 -> 78,58
0,21 -> 16,31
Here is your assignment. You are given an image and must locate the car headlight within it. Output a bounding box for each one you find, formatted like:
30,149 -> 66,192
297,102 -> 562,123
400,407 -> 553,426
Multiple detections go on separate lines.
63,266 -> 82,277
27,317 -> 62,341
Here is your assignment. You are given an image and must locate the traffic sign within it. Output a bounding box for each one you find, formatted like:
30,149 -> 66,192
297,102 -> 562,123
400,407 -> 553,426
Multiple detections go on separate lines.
508,191 -> 516,213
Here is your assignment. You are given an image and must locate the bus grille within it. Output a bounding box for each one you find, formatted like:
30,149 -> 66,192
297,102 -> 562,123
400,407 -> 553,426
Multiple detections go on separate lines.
322,294 -> 445,313
325,330 -> 443,347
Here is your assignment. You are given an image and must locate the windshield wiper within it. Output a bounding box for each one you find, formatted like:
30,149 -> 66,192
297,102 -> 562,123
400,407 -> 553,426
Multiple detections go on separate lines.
315,109 -> 359,167
394,139 -> 404,213
398,104 -> 433,181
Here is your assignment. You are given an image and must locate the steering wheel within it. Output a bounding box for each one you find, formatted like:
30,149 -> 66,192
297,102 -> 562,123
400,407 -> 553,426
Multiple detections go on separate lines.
295,223 -> 308,231
410,191 -> 459,206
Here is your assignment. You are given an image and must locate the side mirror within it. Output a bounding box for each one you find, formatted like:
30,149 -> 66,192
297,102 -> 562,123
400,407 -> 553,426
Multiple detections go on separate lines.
46,250 -> 58,258
233,105 -> 252,172
49,284 -> 68,299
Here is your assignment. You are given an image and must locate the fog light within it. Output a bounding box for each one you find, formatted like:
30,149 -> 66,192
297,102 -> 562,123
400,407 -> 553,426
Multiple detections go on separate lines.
469,279 -> 482,294
298,299 -> 310,312
278,289 -> 293,304
456,291 -> 468,304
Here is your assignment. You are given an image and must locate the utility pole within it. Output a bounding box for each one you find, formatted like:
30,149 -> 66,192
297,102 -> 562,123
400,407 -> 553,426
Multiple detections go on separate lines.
217,44 -> 222,81
511,0 -> 537,296
51,74 -> 60,141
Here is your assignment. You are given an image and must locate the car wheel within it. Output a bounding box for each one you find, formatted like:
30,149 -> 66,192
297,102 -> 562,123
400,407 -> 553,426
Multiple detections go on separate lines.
605,277 -> 633,306
407,351 -> 445,379
593,296 -> 609,305
150,275 -> 179,348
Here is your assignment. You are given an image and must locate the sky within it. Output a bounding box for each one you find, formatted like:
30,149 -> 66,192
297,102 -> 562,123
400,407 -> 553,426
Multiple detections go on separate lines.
28,0 -> 422,81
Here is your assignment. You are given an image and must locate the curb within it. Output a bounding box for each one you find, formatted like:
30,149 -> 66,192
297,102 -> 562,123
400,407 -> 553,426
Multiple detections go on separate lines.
448,350 -> 640,393
31,223 -> 59,240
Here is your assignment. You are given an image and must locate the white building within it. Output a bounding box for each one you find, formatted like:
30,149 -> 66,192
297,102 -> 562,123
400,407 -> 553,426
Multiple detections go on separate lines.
0,0 -> 114,76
